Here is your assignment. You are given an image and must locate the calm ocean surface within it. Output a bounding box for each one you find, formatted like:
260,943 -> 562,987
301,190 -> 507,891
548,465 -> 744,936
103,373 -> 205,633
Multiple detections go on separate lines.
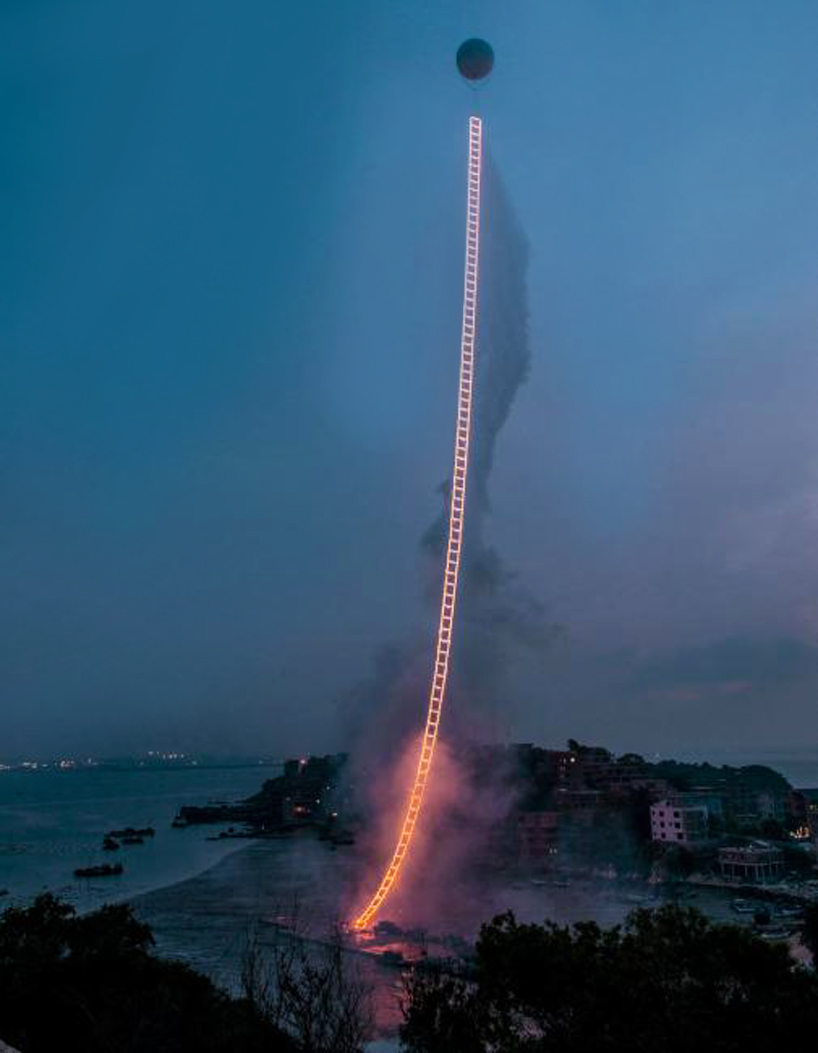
0,765 -> 279,911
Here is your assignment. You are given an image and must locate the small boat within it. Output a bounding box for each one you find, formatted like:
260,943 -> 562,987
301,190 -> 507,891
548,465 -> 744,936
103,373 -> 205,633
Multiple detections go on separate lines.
102,837 -> 120,851
74,863 -> 123,879
731,899 -> 757,914
121,835 -> 144,845
171,817 -> 188,828
107,826 -> 155,839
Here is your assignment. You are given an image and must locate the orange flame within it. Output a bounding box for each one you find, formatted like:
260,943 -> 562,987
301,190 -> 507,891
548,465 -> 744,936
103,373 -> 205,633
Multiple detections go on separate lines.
352,116 -> 483,930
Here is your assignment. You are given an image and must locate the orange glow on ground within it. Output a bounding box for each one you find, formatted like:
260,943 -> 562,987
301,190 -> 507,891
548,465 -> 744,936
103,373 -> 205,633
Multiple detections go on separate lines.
352,116 -> 483,930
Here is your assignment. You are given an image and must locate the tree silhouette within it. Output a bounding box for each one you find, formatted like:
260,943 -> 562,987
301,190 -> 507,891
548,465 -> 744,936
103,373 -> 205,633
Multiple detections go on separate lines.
0,894 -> 296,1053
401,904 -> 818,1052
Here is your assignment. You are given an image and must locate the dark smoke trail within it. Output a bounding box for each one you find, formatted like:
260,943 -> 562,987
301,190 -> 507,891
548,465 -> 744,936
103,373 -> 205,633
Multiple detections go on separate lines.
421,155 -> 563,731
339,151 -> 564,927
343,157 -> 562,762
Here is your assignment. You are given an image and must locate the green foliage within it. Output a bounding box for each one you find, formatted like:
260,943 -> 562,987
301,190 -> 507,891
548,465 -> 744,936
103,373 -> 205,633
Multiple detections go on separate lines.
0,894 -> 296,1053
401,904 -> 818,1052
652,759 -> 790,795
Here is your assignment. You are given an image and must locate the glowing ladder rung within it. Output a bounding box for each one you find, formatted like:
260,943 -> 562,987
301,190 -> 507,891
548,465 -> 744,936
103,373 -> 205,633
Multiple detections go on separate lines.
352,116 -> 483,931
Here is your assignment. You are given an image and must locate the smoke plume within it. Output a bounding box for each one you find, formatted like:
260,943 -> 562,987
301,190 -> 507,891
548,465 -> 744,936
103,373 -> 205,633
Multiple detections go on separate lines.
343,156 -> 563,924
420,155 -> 563,731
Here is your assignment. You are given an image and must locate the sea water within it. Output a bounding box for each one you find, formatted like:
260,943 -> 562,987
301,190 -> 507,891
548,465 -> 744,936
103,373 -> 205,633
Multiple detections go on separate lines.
0,765 -> 279,911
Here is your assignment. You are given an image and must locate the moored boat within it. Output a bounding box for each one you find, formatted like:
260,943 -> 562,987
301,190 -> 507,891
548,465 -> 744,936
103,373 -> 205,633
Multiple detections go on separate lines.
74,863 -> 123,879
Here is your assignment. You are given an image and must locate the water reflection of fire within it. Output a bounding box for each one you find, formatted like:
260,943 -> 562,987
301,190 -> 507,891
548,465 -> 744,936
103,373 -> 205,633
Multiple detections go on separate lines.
351,920 -> 474,974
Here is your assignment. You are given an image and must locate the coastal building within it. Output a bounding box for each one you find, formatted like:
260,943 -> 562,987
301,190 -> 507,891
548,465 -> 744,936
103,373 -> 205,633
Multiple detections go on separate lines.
650,800 -> 709,844
718,842 -> 784,884
725,771 -> 790,827
538,748 -> 574,787
516,810 -> 559,861
554,788 -> 604,821
630,776 -> 675,799
561,746 -> 673,801
682,790 -> 724,821
564,745 -> 614,790
483,809 -> 560,867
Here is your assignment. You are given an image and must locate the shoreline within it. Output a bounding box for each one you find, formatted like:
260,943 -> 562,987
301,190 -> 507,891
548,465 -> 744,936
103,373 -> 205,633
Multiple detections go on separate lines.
2,829 -> 257,918
0,765 -> 281,914
86,836 -> 255,916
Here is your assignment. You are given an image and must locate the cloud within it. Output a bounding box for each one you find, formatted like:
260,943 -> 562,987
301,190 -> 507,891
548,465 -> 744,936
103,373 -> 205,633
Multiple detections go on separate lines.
636,635 -> 818,690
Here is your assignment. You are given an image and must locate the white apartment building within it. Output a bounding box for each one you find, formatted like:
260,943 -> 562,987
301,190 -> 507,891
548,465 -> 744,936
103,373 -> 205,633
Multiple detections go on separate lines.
650,799 -> 708,844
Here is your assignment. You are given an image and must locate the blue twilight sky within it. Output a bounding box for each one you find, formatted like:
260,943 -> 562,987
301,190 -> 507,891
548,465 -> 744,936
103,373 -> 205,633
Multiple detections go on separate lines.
3,1 -> 818,758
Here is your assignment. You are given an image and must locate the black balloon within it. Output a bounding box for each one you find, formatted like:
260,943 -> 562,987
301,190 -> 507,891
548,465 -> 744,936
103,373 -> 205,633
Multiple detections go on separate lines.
456,38 -> 494,81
